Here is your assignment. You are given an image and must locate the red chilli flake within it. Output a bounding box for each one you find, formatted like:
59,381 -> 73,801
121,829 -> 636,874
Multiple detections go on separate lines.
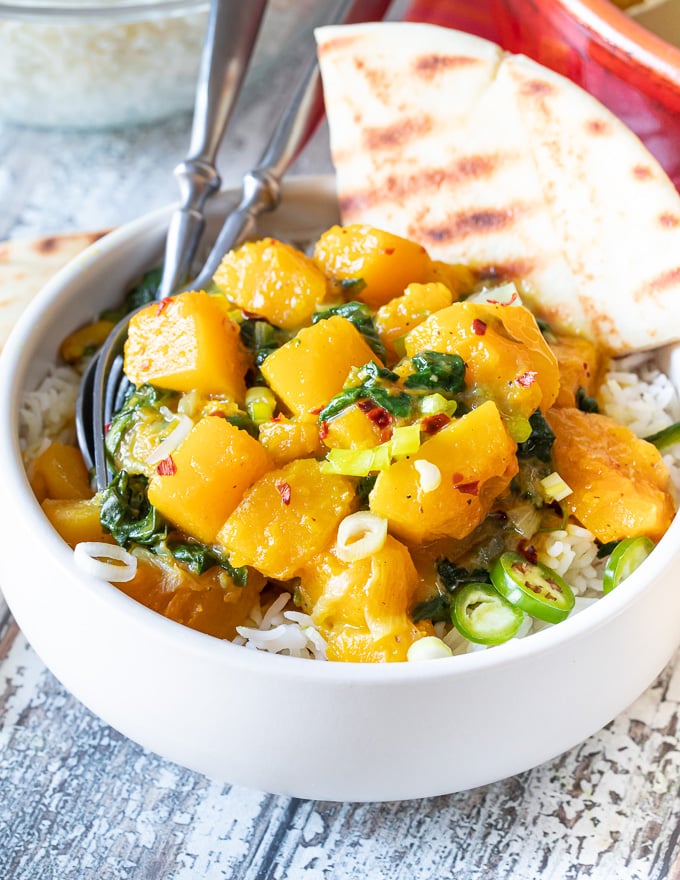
156,456 -> 177,476
156,297 -> 173,316
421,413 -> 450,434
276,480 -> 292,505
472,318 -> 487,335
384,247 -> 395,255
516,371 -> 537,388
452,474 -> 479,495
319,420 -> 329,440
308,406 -> 323,416
356,399 -> 393,429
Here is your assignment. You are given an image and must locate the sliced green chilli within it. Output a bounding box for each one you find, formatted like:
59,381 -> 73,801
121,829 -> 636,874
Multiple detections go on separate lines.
490,552 -> 575,624
452,582 -> 526,645
602,536 -> 654,594
644,421 -> 680,452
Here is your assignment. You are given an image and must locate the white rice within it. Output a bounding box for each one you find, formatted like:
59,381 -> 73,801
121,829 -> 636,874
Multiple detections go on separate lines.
18,352 -> 680,659
19,364 -> 81,466
234,592 -> 328,660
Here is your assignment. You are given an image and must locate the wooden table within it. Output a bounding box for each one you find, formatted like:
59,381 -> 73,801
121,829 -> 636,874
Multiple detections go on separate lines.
2,6 -> 680,876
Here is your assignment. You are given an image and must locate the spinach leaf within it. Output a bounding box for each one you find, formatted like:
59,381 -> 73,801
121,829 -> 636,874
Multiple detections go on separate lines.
319,360 -> 412,422
412,593 -> 451,624
596,539 -> 619,559
338,278 -> 366,295
100,470 -> 166,547
105,383 -> 176,460
355,474 -> 378,506
436,559 -> 492,593
240,319 -> 292,366
312,301 -> 385,361
517,410 -> 555,463
576,386 -> 599,414
167,540 -> 247,585
403,351 -> 466,394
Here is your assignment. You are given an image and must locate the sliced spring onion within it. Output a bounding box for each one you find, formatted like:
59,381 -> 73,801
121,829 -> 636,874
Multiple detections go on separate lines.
390,424 -> 421,458
146,413 -> 193,465
74,542 -> 138,583
335,511 -> 388,562
320,426 -> 420,476
407,636 -> 453,661
245,386 -> 277,424
451,582 -> 525,645
419,393 -> 457,417
602,536 -> 654,594
644,421 -> 680,451
539,471 -> 573,503
490,551 -> 575,624
414,459 -> 441,493
506,415 -> 533,443
506,502 -> 542,538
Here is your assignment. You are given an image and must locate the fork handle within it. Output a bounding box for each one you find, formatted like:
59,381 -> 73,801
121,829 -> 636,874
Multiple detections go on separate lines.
190,0 -> 357,290
157,0 -> 268,299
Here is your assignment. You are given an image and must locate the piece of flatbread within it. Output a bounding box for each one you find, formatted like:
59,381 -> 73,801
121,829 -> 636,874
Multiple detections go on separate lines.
316,22 -> 680,354
0,231 -> 107,349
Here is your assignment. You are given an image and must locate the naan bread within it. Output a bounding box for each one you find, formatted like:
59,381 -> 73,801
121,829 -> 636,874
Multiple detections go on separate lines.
0,231 -> 106,348
316,22 -> 680,354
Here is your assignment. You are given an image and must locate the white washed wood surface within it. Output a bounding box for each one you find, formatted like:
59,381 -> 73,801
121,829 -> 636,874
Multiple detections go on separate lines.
3,2 -> 680,872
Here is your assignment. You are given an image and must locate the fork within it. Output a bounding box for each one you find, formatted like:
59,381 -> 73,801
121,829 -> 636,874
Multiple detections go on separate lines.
78,0 -> 390,492
76,0 -> 268,488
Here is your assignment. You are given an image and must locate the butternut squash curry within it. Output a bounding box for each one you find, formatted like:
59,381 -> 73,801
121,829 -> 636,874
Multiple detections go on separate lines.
34,225 -> 678,662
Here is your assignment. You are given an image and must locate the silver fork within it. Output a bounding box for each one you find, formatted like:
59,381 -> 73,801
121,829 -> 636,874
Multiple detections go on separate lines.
76,0 -> 267,488
78,0 -> 370,492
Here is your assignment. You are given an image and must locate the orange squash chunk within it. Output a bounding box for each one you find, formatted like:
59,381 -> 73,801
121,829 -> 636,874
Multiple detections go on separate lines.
546,407 -> 675,542
42,497 -> 114,547
124,290 -> 248,401
212,237 -> 329,330
298,536 -> 432,663
322,403 -> 387,450
375,281 -> 453,363
550,335 -> 601,408
405,302 -> 560,420
117,553 -> 265,640
260,315 -> 379,420
314,224 -> 431,309
217,459 -> 356,580
369,401 -> 518,544
257,417 -> 323,466
148,417 -> 273,545
31,442 -> 92,502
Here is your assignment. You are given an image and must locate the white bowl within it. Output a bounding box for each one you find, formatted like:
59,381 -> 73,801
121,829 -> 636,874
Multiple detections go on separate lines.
1,175 -> 680,802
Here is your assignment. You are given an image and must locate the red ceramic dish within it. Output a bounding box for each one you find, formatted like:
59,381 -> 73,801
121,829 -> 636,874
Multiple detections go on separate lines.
406,0 -> 680,189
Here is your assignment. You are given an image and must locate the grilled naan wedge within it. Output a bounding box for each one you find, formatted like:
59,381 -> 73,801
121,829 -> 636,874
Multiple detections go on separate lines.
316,22 -> 680,354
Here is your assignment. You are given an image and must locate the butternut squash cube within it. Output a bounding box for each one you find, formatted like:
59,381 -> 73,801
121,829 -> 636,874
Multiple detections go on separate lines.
260,315 -> 378,420
314,224 -> 431,309
550,335 -> 601,408
322,403 -> 386,450
298,536 -> 432,663
257,417 -> 324,466
124,290 -> 248,401
31,442 -> 93,502
546,407 -> 675,542
212,237 -> 330,329
369,401 -> 518,544
217,459 -> 356,580
405,302 -> 560,420
148,416 -> 273,545
375,281 -> 453,363
42,497 -> 114,548
116,553 -> 265,641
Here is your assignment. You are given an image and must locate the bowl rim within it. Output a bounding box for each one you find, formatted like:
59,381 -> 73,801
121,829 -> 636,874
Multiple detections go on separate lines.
552,0 -> 680,84
0,0 -> 208,22
1,174 -> 679,686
